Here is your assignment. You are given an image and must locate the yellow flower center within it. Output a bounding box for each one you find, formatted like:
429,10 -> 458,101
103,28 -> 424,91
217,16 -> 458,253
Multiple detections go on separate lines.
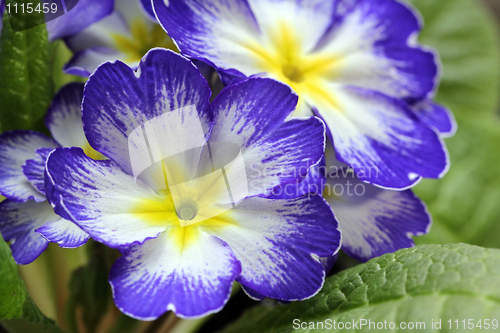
281,63 -> 306,83
112,19 -> 178,63
243,22 -> 343,112
128,159 -> 238,253
179,206 -> 195,221
130,188 -> 236,253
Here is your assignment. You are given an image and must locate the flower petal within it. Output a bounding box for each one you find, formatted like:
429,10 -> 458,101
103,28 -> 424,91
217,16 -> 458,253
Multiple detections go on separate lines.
45,147 -> 168,248
323,172 -> 431,262
242,285 -> 265,301
0,0 -> 4,36
410,100 -> 457,137
82,49 -> 212,176
319,255 -> 337,274
22,148 -> 54,195
210,79 -> 297,146
116,0 -> 153,24
65,0 -> 178,77
45,83 -> 89,148
35,218 -> 89,248
268,158 -> 326,199
248,0 -> 336,52
139,0 -> 156,21
0,131 -> 59,202
65,12 -> 130,53
46,0 -> 114,41
210,78 -> 325,197
312,0 -> 437,100
109,230 -> 241,319
0,200 -> 55,265
153,0 -> 261,76
154,0 -> 335,77
63,10 -> 133,77
155,0 -> 437,103
64,47 -> 124,77
202,195 -> 340,300
313,87 -> 449,189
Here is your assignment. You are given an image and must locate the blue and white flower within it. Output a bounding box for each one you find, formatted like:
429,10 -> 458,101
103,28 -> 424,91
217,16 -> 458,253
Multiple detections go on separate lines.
45,49 -> 341,319
321,150 -> 430,262
410,99 -> 456,137
153,0 -> 453,190
63,0 -> 177,77
0,83 -> 96,264
324,172 -> 431,262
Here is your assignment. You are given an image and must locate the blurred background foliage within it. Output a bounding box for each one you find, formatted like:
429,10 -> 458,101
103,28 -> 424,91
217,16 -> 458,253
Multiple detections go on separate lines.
410,0 -> 500,247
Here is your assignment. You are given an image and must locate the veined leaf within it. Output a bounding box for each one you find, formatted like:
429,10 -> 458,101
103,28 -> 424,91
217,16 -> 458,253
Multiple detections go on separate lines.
221,244 -> 500,333
0,0 -> 53,132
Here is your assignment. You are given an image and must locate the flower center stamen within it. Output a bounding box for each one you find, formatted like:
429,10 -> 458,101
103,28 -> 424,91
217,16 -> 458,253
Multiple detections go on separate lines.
176,200 -> 199,223
281,63 -> 305,83
113,20 -> 178,63
179,207 -> 195,221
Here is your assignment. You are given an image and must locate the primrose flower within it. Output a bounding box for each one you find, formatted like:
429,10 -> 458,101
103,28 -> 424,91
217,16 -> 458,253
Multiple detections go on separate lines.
46,0 -> 114,41
154,0 -> 453,190
321,151 -> 430,262
0,83 -> 94,264
63,0 -> 177,77
45,49 -> 341,319
324,172 -> 430,262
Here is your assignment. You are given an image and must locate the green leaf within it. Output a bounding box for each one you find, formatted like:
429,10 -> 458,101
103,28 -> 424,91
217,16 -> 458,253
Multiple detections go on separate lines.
408,0 -> 500,118
0,0 -> 53,132
1,318 -> 65,333
221,244 -> 500,333
0,234 -> 54,327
